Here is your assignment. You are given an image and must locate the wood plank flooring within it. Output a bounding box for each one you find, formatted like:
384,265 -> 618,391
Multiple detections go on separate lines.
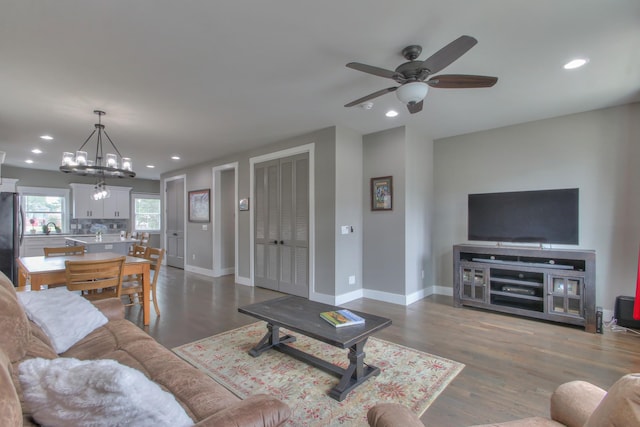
126,266 -> 640,426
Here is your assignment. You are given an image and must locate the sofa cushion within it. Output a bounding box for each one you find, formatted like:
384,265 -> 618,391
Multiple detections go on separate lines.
17,287 -> 108,353
0,271 -> 30,362
63,319 -> 243,421
584,373 -> 640,427
0,350 -> 22,427
18,357 -> 194,427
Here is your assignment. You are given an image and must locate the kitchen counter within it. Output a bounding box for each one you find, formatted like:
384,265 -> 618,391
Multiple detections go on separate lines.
65,236 -> 139,255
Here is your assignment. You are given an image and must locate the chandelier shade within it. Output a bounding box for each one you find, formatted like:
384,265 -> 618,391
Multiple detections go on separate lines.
59,110 -> 136,179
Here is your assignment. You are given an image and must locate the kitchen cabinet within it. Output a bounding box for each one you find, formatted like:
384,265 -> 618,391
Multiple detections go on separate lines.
70,184 -> 131,219
21,236 -> 67,257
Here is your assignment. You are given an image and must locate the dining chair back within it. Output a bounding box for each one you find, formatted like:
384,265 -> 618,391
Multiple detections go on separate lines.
128,244 -> 147,257
64,257 -> 126,301
41,246 -> 86,288
120,247 -> 164,316
44,246 -> 85,256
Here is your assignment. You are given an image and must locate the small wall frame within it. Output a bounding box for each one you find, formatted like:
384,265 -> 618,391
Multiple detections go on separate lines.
188,189 -> 210,222
370,176 -> 393,211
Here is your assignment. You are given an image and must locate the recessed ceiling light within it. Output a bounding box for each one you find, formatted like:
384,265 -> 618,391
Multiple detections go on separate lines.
385,110 -> 399,118
563,58 -> 588,70
171,155 -> 180,160
25,159 -> 34,164
146,165 -> 155,168
40,135 -> 53,140
31,148 -> 43,154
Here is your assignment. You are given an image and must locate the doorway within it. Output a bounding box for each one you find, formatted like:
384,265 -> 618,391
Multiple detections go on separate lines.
212,163 -> 238,280
251,146 -> 313,298
164,175 -> 186,269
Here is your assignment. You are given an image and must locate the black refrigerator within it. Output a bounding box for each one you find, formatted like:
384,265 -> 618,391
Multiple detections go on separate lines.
0,192 -> 23,285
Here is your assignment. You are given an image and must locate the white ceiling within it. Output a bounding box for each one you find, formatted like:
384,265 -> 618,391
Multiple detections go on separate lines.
1,1 -> 639,180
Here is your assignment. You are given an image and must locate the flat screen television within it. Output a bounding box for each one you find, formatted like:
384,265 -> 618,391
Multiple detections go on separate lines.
468,188 -> 579,245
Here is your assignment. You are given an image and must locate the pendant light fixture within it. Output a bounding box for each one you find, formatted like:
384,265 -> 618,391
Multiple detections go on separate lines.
59,110 -> 135,200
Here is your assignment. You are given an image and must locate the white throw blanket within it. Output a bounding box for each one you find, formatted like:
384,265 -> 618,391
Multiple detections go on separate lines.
19,357 -> 194,427
17,287 -> 108,353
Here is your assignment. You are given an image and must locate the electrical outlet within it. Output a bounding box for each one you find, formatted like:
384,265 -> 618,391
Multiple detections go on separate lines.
192,254 -> 196,260
421,270 -> 424,279
202,224 -> 208,231
348,275 -> 356,285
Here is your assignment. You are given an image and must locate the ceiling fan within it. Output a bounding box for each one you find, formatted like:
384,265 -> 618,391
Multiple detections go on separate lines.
344,35 -> 498,114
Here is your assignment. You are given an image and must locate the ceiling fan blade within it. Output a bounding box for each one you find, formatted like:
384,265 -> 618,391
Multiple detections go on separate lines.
407,101 -> 423,114
344,86 -> 398,107
427,74 -> 498,88
346,62 -> 401,80
420,35 -> 478,75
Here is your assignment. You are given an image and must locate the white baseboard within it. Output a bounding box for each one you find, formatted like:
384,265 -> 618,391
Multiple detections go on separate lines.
236,275 -> 252,287
433,286 -> 454,296
184,265 -> 214,277
213,267 -> 235,277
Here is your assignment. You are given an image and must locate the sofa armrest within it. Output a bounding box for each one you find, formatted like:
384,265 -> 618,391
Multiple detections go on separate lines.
550,380 -> 606,427
192,395 -> 291,427
367,403 -> 424,427
91,298 -> 125,321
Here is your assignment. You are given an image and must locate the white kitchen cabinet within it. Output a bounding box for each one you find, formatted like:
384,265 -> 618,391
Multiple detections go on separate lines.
20,236 -> 67,257
102,187 -> 131,218
70,184 -> 131,219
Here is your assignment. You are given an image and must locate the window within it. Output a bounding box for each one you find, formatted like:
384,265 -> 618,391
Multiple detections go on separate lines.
133,193 -> 161,232
19,186 -> 70,234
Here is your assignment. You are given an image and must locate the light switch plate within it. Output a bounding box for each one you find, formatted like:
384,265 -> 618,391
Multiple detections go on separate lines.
341,225 -> 349,235
202,224 -> 208,230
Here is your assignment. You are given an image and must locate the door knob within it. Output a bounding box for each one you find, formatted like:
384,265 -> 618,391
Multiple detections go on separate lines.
272,240 -> 278,244
279,240 -> 284,245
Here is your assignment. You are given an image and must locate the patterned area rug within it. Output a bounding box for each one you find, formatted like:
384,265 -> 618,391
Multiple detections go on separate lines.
173,322 -> 464,426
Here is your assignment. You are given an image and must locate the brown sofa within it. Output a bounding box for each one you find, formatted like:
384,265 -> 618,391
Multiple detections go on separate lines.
368,373 -> 640,427
0,271 -> 290,426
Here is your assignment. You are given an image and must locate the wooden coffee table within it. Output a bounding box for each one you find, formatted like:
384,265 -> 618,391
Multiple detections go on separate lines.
238,295 -> 392,401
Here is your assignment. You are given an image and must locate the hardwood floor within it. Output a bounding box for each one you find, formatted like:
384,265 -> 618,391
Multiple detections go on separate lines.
126,266 -> 640,426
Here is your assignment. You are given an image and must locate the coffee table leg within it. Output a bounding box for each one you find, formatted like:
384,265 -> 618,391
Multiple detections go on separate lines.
329,338 -> 380,401
248,323 -> 296,357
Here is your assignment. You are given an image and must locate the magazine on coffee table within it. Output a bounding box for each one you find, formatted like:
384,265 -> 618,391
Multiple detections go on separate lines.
320,309 -> 365,327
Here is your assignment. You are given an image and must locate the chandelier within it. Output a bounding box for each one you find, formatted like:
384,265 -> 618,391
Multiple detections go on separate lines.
60,110 -> 136,180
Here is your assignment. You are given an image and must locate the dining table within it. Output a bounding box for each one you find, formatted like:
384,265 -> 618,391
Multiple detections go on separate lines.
17,252 -> 153,325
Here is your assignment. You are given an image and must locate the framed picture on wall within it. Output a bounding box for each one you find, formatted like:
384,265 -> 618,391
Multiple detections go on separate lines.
371,176 -> 393,211
188,189 -> 210,222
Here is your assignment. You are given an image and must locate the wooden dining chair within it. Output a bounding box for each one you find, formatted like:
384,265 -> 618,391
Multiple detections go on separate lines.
44,246 -> 86,256
41,246 -> 86,288
120,247 -> 164,316
128,244 -> 147,257
64,257 -> 126,301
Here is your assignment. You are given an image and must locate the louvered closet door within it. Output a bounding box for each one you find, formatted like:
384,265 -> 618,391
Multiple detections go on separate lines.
254,160 -> 280,290
254,153 -> 309,297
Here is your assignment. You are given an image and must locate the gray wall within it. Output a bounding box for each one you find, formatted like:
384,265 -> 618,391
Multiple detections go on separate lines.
3,165 -> 159,193
433,103 -> 640,311
405,126 -> 433,296
334,126 -> 364,296
162,126 -> 339,297
185,166 -> 213,270
363,127 -> 407,294
220,169 -> 235,270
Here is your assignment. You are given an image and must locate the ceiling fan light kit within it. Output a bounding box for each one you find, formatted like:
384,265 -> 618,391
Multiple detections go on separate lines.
396,82 -> 429,104
345,35 -> 498,114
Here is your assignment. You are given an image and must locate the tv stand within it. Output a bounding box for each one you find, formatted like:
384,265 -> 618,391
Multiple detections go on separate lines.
454,244 -> 596,332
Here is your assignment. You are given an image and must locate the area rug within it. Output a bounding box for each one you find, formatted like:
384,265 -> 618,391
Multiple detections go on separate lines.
173,322 -> 464,426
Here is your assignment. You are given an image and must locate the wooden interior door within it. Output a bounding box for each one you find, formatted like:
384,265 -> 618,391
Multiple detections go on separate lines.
165,178 -> 185,269
254,153 -> 309,297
